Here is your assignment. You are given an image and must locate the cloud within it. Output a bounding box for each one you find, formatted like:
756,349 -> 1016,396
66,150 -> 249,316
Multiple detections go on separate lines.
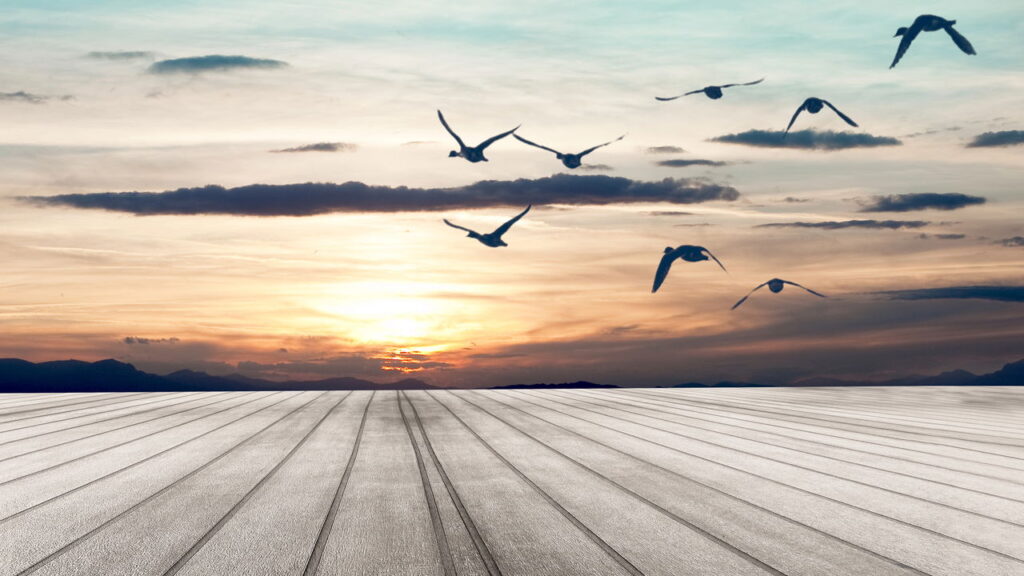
966,131 -> 1024,148
710,129 -> 901,150
148,55 -> 288,75
877,286 -> 1024,303
577,164 -> 613,171
0,91 -> 72,104
87,51 -> 156,60
916,233 -> 966,240
858,193 -> 986,213
24,174 -> 740,216
757,220 -> 928,230
781,197 -> 809,203
645,211 -> 693,216
271,142 -> 357,153
656,159 -> 727,168
124,336 -> 181,345
645,146 -> 686,154
1000,236 -> 1024,247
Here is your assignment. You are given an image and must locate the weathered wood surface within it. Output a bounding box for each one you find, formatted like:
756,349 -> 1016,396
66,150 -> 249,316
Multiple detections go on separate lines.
0,387 -> 1021,576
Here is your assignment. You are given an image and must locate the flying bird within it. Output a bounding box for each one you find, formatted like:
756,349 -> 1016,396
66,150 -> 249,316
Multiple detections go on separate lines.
656,78 -> 764,101
731,278 -> 827,310
437,110 -> 519,163
651,245 -> 727,293
513,133 -> 625,169
443,205 -> 532,247
785,97 -> 858,134
890,15 -> 976,69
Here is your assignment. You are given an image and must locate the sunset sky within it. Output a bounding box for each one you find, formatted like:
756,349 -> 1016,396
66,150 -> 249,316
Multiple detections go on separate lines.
1,0 -> 1022,386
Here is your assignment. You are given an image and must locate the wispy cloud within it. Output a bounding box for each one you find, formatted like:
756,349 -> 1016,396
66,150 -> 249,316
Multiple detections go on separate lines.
124,336 -> 181,345
757,220 -> 928,230
877,286 -> 1024,303
917,233 -> 966,240
966,130 -> 1024,148
781,197 -> 810,203
24,175 -> 740,216
645,146 -> 686,154
270,142 -> 357,153
148,55 -> 288,75
87,51 -> 156,60
858,193 -> 986,213
711,129 -> 901,150
577,164 -> 614,171
0,91 -> 72,104
656,159 -> 727,168
999,236 -> 1024,247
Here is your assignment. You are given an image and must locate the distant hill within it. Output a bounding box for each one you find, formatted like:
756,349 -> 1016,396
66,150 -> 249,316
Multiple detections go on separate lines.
0,358 -> 437,392
491,381 -> 618,390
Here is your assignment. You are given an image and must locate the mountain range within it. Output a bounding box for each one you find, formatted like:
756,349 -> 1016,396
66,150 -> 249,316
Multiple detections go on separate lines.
0,357 -> 1020,392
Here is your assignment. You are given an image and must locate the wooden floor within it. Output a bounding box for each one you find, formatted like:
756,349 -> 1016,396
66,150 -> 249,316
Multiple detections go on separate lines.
0,387 -> 1021,576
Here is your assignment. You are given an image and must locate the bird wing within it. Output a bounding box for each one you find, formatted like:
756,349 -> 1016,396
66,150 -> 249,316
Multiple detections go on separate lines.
477,125 -> 520,150
944,25 -> 977,55
785,102 -> 807,134
513,134 -> 562,155
443,219 -> 477,235
702,248 -> 728,272
890,21 -> 923,68
782,280 -> 827,298
731,282 -> 768,310
720,77 -> 765,88
437,110 -> 466,148
578,134 -> 626,157
821,100 -> 859,127
655,89 -> 701,101
491,205 -> 531,237
651,251 -> 677,293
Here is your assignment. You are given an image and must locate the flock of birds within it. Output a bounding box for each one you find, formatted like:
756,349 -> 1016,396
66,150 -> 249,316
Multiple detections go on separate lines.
440,14 -> 976,310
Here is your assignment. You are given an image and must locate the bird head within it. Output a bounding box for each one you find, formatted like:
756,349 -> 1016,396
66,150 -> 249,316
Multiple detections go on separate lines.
663,246 -> 674,254
894,27 -> 908,37
448,150 -> 459,158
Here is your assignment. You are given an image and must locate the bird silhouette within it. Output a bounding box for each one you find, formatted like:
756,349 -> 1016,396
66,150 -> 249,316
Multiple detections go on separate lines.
731,278 -> 827,310
785,98 -> 858,134
513,133 -> 625,169
443,205 -> 532,247
656,78 -> 764,101
890,15 -> 976,68
652,245 -> 727,293
437,110 -> 519,163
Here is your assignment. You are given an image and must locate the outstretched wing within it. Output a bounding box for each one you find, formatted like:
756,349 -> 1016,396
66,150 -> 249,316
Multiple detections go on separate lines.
785,102 -> 807,134
578,134 -> 626,158
477,125 -> 520,150
720,77 -> 765,89
944,25 -> 976,55
492,205 -> 531,237
701,248 -> 728,272
651,251 -> 676,293
731,282 -> 768,310
443,219 -> 476,235
782,280 -> 827,298
655,89 -> 703,101
821,100 -> 859,127
437,110 -> 466,148
890,22 -> 923,68
513,134 -> 562,156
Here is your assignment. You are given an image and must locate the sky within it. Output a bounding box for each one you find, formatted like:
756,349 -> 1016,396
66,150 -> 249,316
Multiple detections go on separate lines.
1,0 -> 1022,386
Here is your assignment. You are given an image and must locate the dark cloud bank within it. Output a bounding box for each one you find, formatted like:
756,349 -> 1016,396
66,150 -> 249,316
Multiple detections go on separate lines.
966,131 -> 1024,148
858,193 -> 986,213
711,129 -> 901,150
656,159 -> 727,168
1000,237 -> 1024,247
148,55 -> 287,74
878,286 -> 1024,303
24,174 -> 739,216
757,220 -> 927,230
271,142 -> 357,153
0,91 -> 72,104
